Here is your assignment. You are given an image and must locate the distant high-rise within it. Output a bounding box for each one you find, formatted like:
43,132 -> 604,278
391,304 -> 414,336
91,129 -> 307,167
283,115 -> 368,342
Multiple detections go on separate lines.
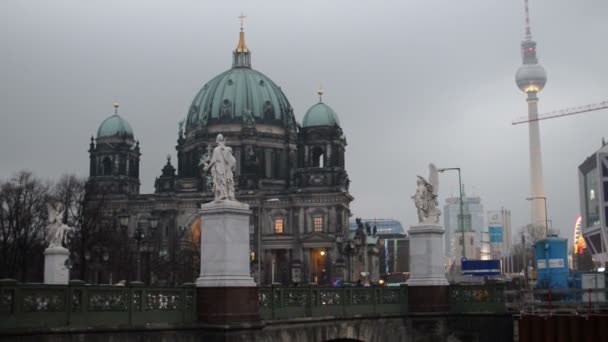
443,192 -> 486,264
488,209 -> 513,258
515,0 -> 548,231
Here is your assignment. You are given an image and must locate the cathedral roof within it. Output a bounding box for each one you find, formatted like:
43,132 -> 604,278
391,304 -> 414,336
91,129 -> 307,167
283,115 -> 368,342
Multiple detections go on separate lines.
185,29 -> 295,132
302,102 -> 340,128
97,114 -> 134,140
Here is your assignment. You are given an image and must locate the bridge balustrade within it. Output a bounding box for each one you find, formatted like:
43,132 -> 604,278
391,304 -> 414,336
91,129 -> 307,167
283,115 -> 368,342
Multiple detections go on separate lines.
505,288 -> 608,314
1,280 -> 509,333
0,280 -> 197,331
449,285 -> 506,314
258,286 -> 408,320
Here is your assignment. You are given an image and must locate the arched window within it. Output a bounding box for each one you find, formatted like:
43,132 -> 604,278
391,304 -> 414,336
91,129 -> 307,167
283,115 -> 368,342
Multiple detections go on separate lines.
103,157 -> 112,176
312,147 -> 324,168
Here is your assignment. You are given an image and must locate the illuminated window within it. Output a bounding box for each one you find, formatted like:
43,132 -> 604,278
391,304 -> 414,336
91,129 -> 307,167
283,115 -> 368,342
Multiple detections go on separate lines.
274,218 -> 284,234
314,216 -> 323,232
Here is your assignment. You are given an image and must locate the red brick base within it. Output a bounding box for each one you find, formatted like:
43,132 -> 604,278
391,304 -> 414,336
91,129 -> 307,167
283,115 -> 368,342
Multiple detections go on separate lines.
197,287 -> 260,324
407,286 -> 449,313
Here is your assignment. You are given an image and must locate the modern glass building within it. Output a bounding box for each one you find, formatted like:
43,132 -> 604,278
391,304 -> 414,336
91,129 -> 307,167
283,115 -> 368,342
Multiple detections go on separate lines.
349,219 -> 408,275
443,193 -> 487,264
348,219 -> 405,237
578,143 -> 608,266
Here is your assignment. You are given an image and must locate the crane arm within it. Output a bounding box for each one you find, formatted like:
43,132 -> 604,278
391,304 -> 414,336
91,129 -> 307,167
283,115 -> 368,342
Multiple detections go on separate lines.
512,100 -> 608,125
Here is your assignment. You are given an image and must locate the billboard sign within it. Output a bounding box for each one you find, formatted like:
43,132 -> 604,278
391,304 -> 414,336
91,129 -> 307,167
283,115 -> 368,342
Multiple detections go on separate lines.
488,211 -> 503,243
488,212 -> 502,226
461,260 -> 501,276
489,226 -> 503,243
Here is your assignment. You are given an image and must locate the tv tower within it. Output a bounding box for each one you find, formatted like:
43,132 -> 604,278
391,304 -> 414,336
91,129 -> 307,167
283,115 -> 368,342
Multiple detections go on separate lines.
515,0 -> 548,234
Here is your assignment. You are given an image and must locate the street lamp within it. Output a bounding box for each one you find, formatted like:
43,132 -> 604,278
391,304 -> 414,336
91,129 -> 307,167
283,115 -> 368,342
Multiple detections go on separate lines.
118,214 -> 129,229
437,167 -> 465,259
133,227 -> 145,283
149,216 -> 159,231
258,198 -> 279,285
526,196 -> 549,237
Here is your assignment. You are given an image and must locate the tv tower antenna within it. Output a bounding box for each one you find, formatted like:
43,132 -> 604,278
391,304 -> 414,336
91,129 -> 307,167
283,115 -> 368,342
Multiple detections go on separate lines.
524,0 -> 532,40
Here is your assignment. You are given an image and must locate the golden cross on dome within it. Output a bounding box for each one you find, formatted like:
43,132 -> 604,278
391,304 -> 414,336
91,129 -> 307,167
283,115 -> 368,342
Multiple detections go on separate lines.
238,12 -> 246,31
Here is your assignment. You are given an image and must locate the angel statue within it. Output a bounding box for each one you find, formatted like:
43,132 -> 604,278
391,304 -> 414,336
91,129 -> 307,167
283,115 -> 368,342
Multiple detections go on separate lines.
200,134 -> 237,201
412,163 -> 441,224
46,203 -> 72,248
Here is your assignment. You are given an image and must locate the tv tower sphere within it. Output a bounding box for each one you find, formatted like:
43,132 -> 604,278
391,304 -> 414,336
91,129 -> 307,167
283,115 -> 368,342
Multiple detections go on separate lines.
516,63 -> 547,93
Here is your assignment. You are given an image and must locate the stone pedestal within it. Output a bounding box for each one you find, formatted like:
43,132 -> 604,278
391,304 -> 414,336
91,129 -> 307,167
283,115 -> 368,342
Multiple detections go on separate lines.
196,199 -> 259,323
407,223 -> 449,287
196,200 -> 256,287
197,287 -> 260,323
44,246 -> 69,285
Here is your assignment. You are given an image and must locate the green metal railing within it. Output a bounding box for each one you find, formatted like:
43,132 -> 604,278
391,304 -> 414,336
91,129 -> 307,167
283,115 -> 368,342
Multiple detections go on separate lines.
0,280 -> 507,332
449,285 -> 506,314
0,280 -> 197,331
258,286 -> 408,320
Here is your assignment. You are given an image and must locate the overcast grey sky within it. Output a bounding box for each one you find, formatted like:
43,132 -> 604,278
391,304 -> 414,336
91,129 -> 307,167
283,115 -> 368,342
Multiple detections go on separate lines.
2,0 -> 608,244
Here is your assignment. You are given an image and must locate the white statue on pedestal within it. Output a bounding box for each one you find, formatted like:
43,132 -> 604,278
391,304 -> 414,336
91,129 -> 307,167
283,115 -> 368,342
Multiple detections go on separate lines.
407,163 -> 449,287
44,202 -> 72,284
196,134 -> 255,288
201,134 -> 236,201
412,163 -> 441,224
46,203 -> 72,248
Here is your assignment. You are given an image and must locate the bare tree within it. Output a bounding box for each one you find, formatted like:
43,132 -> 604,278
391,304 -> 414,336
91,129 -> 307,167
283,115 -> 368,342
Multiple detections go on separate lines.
525,224 -> 546,244
0,171 -> 50,281
52,175 -> 124,282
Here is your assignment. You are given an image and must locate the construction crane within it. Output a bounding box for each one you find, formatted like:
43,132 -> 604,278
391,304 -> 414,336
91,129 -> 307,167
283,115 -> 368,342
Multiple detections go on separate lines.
512,100 -> 608,125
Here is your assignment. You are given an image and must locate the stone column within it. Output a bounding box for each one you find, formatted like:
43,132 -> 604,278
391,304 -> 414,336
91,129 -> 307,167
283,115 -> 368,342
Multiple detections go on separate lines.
264,249 -> 273,284
196,200 -> 259,323
302,249 -> 311,283
44,246 -> 69,285
407,223 -> 449,313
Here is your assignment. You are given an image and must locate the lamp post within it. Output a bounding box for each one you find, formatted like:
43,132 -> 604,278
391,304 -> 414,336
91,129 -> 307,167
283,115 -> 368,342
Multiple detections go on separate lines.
526,196 -> 548,237
258,198 -> 279,285
133,227 -> 145,283
118,214 -> 129,231
438,167 -> 465,259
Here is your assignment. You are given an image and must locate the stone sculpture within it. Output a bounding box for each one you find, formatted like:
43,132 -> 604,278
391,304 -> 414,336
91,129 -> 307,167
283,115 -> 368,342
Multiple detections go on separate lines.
412,163 -> 441,224
201,134 -> 236,201
46,203 -> 71,248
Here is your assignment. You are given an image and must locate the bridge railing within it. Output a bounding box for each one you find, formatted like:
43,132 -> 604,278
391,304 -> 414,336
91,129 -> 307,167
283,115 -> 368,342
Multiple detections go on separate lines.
258,285 -> 408,320
0,279 -> 197,331
449,285 -> 506,314
505,288 -> 608,314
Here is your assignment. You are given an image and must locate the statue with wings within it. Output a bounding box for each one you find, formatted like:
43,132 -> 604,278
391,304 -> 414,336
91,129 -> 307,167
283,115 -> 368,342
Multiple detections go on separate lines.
412,163 -> 441,224
46,203 -> 72,248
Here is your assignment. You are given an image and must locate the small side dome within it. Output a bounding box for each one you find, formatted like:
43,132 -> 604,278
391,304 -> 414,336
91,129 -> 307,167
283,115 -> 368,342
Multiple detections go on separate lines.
97,114 -> 134,139
302,102 -> 340,128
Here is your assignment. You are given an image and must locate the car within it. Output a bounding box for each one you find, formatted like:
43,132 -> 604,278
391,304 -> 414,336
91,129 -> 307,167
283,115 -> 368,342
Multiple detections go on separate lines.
385,272 -> 409,287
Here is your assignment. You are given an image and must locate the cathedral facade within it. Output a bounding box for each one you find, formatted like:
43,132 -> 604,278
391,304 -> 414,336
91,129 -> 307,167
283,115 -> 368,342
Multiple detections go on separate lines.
86,28 -> 353,285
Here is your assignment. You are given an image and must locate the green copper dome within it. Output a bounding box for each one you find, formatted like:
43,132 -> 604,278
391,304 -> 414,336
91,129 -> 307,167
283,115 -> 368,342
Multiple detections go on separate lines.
302,102 -> 340,128
186,68 -> 293,131
97,114 -> 134,139
185,30 -> 295,132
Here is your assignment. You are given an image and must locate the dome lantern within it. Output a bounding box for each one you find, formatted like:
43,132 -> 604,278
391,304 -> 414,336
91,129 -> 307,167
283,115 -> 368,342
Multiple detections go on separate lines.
233,15 -> 251,68
96,103 -> 134,140
302,91 -> 341,128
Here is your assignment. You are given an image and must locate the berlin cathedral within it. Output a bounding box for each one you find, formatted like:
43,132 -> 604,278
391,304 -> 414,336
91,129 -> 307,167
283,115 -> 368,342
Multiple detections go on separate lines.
85,27 -> 356,286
